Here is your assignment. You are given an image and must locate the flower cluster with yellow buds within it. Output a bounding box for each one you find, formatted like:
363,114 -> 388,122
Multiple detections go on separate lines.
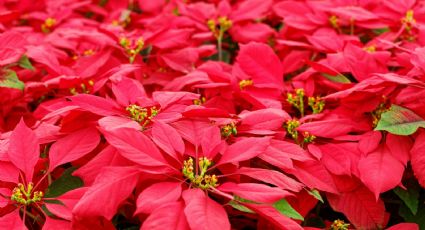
11,182 -> 44,206
221,123 -> 237,138
126,104 -> 159,128
119,37 -> 145,63
182,157 -> 218,190
287,88 -> 325,117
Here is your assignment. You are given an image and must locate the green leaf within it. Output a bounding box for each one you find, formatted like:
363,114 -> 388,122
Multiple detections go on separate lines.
44,167 -> 83,198
375,105 -> 425,135
0,70 -> 25,91
372,28 -> 390,35
322,73 -> 351,83
273,199 -> 304,221
394,186 -> 419,215
399,201 -> 425,230
18,55 -> 34,71
307,189 -> 324,203
228,200 -> 255,213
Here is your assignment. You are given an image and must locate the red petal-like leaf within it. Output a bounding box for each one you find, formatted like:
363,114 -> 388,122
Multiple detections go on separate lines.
182,189 -> 230,230
49,127 -> 100,171
217,137 -> 270,166
0,210 -> 26,230
73,167 -> 140,220
219,182 -> 290,203
101,127 -> 168,168
358,145 -> 404,200
135,182 -> 182,214
244,203 -> 303,230
411,131 -> 425,188
327,186 -> 388,230
236,42 -> 283,89
152,121 -> 185,161
141,201 -> 189,230
236,167 -> 303,192
7,119 -> 39,182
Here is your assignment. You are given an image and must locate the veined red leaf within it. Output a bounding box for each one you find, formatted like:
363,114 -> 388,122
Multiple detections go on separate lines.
411,131 -> 425,188
141,201 -> 189,230
46,187 -> 88,220
236,42 -> 283,89
101,127 -> 168,168
73,167 -> 140,220
219,182 -> 290,203
231,0 -> 272,22
7,119 -> 39,182
135,182 -> 182,214
291,161 -> 338,194
243,203 -> 303,230
217,137 -> 270,166
152,121 -> 184,161
236,167 -> 303,192
358,145 -> 404,200
182,189 -> 230,230
386,223 -> 419,230
49,127 -> 100,171
0,210 -> 26,230
0,161 -> 19,183
42,217 -> 71,230
69,94 -> 121,116
327,186 -> 388,230
200,125 -> 222,159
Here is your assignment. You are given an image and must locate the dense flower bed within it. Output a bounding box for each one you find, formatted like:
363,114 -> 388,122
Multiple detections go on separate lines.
1,0 -> 425,229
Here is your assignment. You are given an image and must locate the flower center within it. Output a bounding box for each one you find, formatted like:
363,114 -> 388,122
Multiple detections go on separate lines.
11,183 -> 43,206
330,219 -> 350,230
239,79 -> 253,90
221,123 -> 237,138
41,17 -> 56,33
287,88 -> 325,117
207,16 -> 232,39
119,37 -> 144,63
126,104 -> 159,128
402,10 -> 416,32
182,157 -> 218,190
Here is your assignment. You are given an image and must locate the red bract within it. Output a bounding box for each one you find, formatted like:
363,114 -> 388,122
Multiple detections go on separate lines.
2,0 -> 425,229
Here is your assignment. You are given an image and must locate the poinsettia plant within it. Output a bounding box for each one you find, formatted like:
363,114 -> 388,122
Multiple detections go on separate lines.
2,0 -> 425,229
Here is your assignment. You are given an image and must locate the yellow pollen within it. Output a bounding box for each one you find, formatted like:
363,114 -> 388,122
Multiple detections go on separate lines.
239,79 -> 253,89
182,157 -> 218,190
83,49 -> 95,56
126,104 -> 159,128
364,45 -> 376,53
11,182 -> 44,206
329,15 -> 339,29
41,17 -> 56,33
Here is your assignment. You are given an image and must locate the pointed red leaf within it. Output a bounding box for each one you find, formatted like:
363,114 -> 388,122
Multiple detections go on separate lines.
236,42 -> 283,89
73,167 -> 140,220
0,210 -> 26,230
49,127 -> 100,171
135,182 -> 182,214
101,127 -> 168,167
7,119 -> 39,182
0,161 -> 19,183
152,121 -> 185,161
182,189 -> 230,230
217,137 -> 270,166
219,182 -> 290,203
411,131 -> 425,188
141,201 -> 189,230
386,223 -> 419,230
358,145 -> 404,199
291,161 -> 338,194
69,94 -> 121,116
42,217 -> 71,230
236,167 -> 303,192
243,203 -> 303,230
328,186 -> 388,229
46,187 -> 88,220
